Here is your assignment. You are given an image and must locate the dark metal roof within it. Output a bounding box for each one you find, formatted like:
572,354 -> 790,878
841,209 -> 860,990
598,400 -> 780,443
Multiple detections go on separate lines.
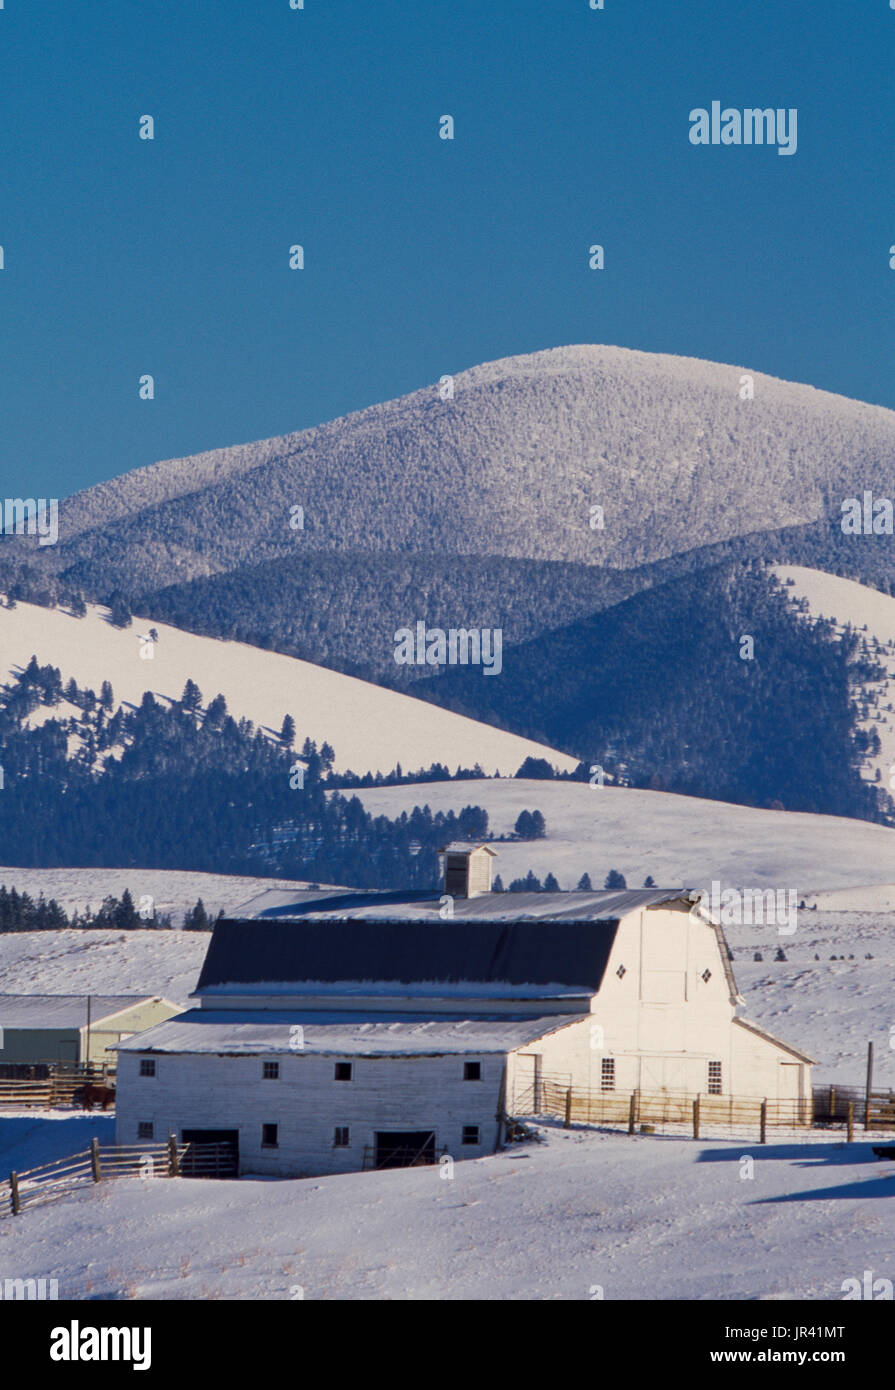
195,917 -> 623,995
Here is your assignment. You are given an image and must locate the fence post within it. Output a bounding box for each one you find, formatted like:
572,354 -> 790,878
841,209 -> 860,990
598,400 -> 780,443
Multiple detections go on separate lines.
847,1101 -> 854,1143
90,1137 -> 102,1183
167,1133 -> 179,1177
760,1099 -> 767,1145
564,1088 -> 572,1129
829,1086 -> 836,1122
692,1096 -> 700,1140
9,1172 -> 20,1215
627,1091 -> 636,1135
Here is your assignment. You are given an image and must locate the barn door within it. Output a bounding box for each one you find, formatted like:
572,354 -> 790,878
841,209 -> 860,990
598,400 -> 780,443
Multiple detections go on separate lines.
639,1055 -> 666,1093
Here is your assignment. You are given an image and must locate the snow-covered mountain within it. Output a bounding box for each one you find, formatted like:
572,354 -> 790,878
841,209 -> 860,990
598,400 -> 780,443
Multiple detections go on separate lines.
10,344 -> 895,593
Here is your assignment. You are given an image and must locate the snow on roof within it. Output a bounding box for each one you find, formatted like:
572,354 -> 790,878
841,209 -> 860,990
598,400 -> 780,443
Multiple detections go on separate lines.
114,1009 -> 588,1057
231,886 -> 692,923
439,842 -> 498,855
0,994 -> 164,1028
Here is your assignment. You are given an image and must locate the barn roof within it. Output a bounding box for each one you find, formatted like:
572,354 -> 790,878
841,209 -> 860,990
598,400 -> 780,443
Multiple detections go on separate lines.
115,1009 -> 587,1057
439,842 -> 498,856
195,917 -> 625,996
733,1016 -> 816,1064
194,889 -> 693,997
0,995 -> 165,1028
231,886 -> 692,923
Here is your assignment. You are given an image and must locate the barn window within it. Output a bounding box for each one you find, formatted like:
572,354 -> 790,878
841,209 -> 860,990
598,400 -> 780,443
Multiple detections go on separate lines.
333,1126 -> 350,1147
263,1062 -> 280,1080
262,1123 -> 279,1148
464,1062 -> 481,1081
139,1059 -> 156,1077
334,1062 -> 352,1082
137,1122 -> 153,1140
616,964 -> 626,979
462,1126 -> 480,1145
708,1061 -> 722,1095
601,1058 -> 615,1092
701,968 -> 712,984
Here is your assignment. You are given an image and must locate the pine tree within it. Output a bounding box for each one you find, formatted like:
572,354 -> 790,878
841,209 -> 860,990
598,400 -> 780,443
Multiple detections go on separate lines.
576,872 -> 593,891
180,679 -> 202,713
279,713 -> 296,747
183,899 -> 210,931
543,872 -> 560,892
604,869 -> 627,890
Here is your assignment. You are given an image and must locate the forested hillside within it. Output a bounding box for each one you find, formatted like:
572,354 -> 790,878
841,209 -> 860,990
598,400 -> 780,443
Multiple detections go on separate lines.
422,564 -> 892,822
0,664 -> 493,886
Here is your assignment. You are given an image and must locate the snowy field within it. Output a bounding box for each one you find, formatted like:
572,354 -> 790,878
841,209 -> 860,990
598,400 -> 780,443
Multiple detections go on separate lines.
0,866 -> 332,928
0,928 -> 209,1004
0,599 -> 576,776
348,778 -> 895,892
0,1120 -> 893,1300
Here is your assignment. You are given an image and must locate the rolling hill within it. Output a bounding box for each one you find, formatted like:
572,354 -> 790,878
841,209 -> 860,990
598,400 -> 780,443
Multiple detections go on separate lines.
0,599 -> 576,777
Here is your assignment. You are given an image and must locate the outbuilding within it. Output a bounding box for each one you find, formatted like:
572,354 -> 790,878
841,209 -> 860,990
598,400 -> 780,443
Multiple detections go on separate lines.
0,995 -> 181,1069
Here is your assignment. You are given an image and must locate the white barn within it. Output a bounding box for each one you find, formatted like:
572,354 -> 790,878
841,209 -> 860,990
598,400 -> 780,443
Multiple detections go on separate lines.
115,848 -> 813,1176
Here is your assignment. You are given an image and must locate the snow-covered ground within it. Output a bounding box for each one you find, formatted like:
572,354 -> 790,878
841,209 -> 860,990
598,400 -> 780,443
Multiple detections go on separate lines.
0,928 -> 208,1004
0,866 -> 332,927
0,600 -> 576,776
0,1121 -> 892,1300
347,778 -> 895,892
777,565 -> 895,791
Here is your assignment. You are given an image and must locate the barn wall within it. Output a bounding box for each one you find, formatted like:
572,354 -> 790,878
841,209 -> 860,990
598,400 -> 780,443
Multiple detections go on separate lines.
83,1000 -> 180,1065
115,1049 -> 505,1177
0,1028 -> 79,1064
508,907 -> 811,1104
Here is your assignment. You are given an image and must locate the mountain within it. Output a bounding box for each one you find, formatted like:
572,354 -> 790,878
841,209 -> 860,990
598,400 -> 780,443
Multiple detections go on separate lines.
6,344 -> 895,599
5,345 -> 895,825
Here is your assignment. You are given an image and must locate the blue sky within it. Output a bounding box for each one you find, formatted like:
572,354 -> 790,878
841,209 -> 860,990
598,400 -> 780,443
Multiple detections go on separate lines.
3,0 -> 895,499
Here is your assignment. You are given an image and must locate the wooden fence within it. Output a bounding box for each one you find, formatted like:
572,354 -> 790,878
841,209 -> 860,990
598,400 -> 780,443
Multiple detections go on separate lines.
0,1063 -> 113,1110
510,1073 -> 826,1141
3,1137 -> 237,1218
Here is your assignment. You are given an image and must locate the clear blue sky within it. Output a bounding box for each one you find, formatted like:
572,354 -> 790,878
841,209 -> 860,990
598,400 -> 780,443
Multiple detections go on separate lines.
3,0 -> 894,500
